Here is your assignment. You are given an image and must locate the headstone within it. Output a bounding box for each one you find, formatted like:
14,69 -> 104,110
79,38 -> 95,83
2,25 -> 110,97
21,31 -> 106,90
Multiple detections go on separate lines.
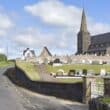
82,60 -> 85,64
75,69 -> 83,76
78,70 -> 83,76
83,69 -> 87,75
100,69 -> 106,76
68,70 -> 75,76
56,69 -> 64,76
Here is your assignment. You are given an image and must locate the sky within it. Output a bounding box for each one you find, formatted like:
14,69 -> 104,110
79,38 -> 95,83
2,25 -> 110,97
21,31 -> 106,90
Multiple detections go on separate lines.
0,0 -> 110,59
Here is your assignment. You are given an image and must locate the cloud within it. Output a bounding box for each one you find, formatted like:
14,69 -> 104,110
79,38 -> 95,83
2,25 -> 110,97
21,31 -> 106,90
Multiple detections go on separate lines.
13,27 -> 55,47
89,22 -> 110,35
25,0 -> 81,29
0,12 -> 14,36
25,0 -> 110,35
0,48 -> 6,54
12,27 -> 75,55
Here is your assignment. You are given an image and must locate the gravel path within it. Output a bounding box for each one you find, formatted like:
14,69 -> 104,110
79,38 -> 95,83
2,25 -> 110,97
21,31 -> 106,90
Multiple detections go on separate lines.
36,64 -> 57,82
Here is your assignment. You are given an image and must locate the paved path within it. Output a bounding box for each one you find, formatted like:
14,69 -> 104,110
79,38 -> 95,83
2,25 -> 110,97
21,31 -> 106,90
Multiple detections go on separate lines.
17,87 -> 88,110
0,66 -> 25,110
36,64 -> 57,82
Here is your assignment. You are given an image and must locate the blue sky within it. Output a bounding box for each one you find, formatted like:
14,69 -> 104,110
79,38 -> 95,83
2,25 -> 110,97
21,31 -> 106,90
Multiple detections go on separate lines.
0,0 -> 110,59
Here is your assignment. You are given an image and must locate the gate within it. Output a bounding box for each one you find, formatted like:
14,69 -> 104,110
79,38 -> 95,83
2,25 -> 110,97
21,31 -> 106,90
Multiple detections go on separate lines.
91,82 -> 104,98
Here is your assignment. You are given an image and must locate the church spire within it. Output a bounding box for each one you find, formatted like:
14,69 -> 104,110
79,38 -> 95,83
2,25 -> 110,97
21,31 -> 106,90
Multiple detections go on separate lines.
80,9 -> 88,32
77,9 -> 90,54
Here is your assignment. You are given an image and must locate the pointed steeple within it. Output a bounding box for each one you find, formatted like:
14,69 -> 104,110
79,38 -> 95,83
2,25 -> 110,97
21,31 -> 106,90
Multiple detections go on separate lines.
80,9 -> 88,32
77,9 -> 90,54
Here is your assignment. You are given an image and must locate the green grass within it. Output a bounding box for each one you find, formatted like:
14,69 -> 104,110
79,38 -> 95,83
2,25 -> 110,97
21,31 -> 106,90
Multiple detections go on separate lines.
46,64 -> 110,74
99,97 -> 110,104
57,78 -> 82,83
0,61 -> 14,67
16,61 -> 40,81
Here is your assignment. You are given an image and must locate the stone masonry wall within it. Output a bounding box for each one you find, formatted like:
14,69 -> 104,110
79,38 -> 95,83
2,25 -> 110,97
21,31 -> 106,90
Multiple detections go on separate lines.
13,66 -> 83,102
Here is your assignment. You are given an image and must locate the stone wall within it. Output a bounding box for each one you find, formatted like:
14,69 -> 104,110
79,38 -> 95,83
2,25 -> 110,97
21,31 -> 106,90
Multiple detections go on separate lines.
12,66 -> 83,102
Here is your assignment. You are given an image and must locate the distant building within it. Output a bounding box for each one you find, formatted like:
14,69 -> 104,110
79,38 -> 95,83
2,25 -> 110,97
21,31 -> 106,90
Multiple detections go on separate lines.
37,46 -> 52,64
23,48 -> 36,61
37,47 -> 70,64
77,9 -> 110,56
39,46 -> 52,58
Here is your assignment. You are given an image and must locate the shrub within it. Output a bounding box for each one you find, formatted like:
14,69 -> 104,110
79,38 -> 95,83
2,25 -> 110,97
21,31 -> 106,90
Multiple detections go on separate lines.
0,54 -> 7,61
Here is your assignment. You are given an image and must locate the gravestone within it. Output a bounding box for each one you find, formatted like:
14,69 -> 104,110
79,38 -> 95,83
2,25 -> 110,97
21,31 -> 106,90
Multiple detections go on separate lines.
75,69 -> 83,76
100,69 -> 106,76
83,69 -> 87,75
68,70 -> 75,76
56,69 -> 64,76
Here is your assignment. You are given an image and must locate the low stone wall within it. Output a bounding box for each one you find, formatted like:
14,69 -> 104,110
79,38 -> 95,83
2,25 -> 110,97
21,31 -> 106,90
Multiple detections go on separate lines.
89,98 -> 110,110
8,66 -> 83,102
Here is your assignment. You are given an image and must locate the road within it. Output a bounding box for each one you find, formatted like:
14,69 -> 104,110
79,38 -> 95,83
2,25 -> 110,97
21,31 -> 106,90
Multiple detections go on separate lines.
0,66 -> 88,110
0,66 -> 25,110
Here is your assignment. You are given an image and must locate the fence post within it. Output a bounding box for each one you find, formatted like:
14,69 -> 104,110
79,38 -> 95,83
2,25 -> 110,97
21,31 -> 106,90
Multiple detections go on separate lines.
82,76 -> 95,104
104,77 -> 110,96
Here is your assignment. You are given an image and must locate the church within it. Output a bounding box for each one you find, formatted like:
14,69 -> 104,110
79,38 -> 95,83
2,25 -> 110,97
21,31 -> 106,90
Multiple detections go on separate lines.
77,9 -> 110,56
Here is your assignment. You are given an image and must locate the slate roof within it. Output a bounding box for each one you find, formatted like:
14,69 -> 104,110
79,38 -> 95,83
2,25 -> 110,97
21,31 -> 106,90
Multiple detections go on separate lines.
91,32 -> 110,44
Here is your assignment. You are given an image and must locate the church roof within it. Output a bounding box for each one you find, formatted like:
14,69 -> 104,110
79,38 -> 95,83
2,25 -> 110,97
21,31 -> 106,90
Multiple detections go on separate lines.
91,32 -> 110,44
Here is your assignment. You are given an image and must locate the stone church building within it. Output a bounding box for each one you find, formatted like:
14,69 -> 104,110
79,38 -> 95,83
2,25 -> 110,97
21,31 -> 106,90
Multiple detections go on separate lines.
77,10 -> 110,56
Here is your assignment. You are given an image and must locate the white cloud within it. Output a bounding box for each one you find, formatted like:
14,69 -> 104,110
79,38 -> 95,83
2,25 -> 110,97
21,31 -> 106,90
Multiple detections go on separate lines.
25,0 -> 81,29
25,0 -> 110,35
0,48 -> 5,54
13,27 -> 55,48
12,27 -> 75,55
0,12 -> 14,36
89,22 -> 110,35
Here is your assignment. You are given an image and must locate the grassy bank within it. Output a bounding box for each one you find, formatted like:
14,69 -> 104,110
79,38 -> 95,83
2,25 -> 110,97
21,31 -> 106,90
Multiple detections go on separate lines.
57,78 -> 82,83
99,97 -> 110,104
46,64 -> 110,74
0,61 -> 14,67
16,61 -> 40,81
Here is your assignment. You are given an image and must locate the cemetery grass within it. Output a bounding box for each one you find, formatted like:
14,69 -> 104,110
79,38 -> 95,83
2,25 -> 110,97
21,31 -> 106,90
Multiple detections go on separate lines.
16,61 -> 40,81
46,64 -> 110,74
